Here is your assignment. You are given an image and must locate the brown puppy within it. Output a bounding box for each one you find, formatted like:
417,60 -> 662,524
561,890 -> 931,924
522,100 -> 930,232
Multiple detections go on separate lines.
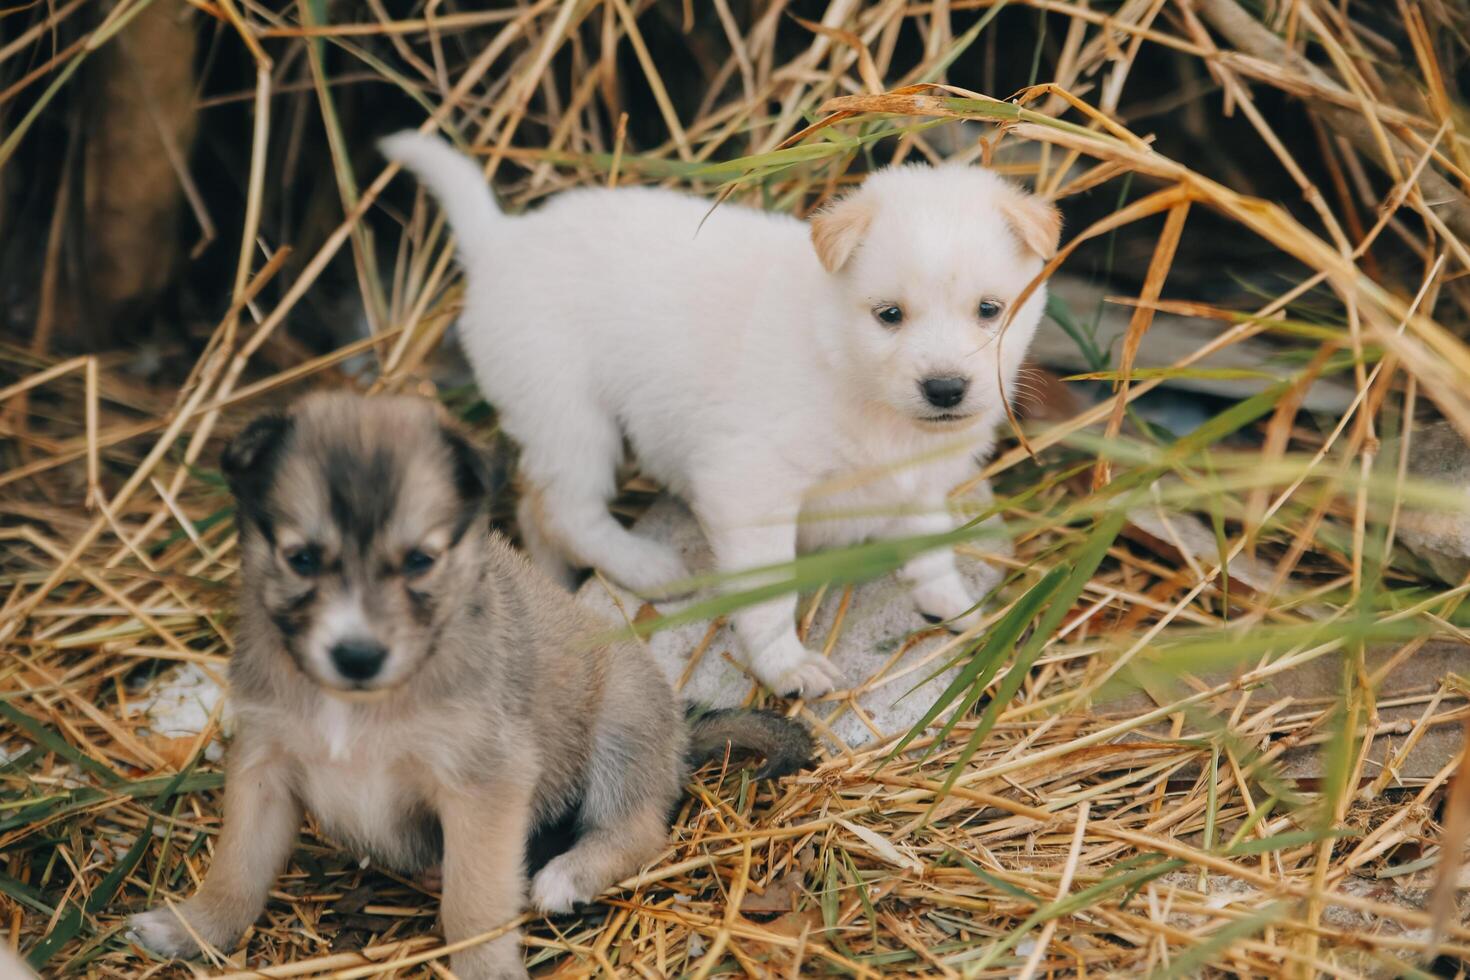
126,392 -> 812,979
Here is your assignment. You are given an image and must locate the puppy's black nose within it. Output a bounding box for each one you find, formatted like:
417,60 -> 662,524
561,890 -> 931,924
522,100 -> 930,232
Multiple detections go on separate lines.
330,640 -> 388,681
920,376 -> 969,409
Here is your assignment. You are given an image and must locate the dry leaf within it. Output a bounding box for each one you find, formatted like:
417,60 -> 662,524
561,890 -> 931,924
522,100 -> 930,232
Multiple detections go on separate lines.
739,871 -> 805,914
836,818 -> 924,874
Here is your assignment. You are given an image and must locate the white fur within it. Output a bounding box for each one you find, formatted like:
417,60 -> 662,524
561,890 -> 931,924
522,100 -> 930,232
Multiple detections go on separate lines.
296,703 -> 403,852
306,596 -> 371,689
315,695 -> 354,762
297,751 -> 403,862
256,699 -> 445,872
127,905 -> 198,958
529,856 -> 585,914
382,133 -> 1049,697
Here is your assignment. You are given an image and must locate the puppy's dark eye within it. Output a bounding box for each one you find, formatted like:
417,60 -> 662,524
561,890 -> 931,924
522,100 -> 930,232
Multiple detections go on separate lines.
874,305 -> 904,327
285,546 -> 321,577
403,549 -> 437,577
978,299 -> 1004,320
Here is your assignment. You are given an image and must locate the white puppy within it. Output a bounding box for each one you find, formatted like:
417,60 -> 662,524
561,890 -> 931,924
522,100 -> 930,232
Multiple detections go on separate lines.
381,132 -> 1059,698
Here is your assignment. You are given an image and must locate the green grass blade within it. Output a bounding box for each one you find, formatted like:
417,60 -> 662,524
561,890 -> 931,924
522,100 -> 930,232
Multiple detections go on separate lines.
85,820 -> 152,919
1144,903 -> 1287,979
0,0 -> 162,170
1046,292 -> 1108,371
931,504 -> 1129,803
953,854 -> 1039,906
26,904 -> 82,970
967,857 -> 1185,970
1223,827 -> 1358,857
0,703 -> 120,786
0,772 -> 223,834
886,565 -> 1068,763
0,871 -> 53,917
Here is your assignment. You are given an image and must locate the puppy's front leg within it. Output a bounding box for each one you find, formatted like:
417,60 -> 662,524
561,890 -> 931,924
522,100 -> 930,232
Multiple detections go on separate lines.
128,744 -> 300,958
700,503 -> 842,698
439,783 -> 534,980
892,502 -> 996,634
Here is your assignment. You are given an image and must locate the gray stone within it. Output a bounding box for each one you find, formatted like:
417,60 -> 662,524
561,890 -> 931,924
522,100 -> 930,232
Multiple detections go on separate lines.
1030,275 -> 1357,414
1102,640 -> 1468,782
575,496 -> 1011,749
1392,421 -> 1470,584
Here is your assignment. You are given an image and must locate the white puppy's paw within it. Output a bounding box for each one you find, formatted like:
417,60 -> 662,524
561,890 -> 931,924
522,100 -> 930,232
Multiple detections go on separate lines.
605,539 -> 692,599
938,605 -> 985,634
912,579 -> 985,634
751,638 -> 842,698
126,907 -> 202,959
771,655 -> 842,699
530,855 -> 595,915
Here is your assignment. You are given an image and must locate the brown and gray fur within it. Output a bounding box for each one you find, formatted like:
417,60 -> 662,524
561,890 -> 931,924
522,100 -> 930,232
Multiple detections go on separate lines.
126,392 -> 812,980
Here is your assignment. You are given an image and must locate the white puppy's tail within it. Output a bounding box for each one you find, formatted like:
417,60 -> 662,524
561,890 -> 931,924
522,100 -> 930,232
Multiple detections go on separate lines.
379,130 -> 503,266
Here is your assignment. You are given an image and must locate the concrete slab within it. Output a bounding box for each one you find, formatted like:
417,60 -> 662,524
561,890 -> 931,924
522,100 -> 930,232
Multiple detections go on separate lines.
1099,641 -> 1467,782
575,496 -> 1013,750
577,498 -> 1466,777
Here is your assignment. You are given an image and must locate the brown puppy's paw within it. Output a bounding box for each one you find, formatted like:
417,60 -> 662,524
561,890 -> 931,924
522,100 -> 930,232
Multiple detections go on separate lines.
529,855 -> 597,915
126,907 -> 203,959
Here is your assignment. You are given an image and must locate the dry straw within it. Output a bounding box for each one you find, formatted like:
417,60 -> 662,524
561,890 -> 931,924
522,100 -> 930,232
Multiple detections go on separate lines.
3,0 -> 1470,976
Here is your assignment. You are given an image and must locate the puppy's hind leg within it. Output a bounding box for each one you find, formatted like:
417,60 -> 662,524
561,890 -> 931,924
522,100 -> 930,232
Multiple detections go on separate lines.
530,802 -> 669,915
530,699 -> 680,914
520,414 -> 689,598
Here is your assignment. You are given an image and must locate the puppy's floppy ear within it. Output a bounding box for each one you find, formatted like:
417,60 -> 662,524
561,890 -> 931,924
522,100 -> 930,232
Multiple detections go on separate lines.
440,426 -> 505,507
999,187 -> 1062,260
810,194 -> 874,273
221,412 -> 293,504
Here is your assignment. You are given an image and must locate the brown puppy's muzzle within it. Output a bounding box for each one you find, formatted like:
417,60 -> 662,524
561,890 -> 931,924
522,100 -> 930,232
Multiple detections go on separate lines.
329,638 -> 389,683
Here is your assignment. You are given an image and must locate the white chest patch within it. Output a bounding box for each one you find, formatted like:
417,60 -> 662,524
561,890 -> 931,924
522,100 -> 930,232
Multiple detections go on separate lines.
317,697 -> 355,762
299,759 -> 406,859
289,701 -> 433,871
